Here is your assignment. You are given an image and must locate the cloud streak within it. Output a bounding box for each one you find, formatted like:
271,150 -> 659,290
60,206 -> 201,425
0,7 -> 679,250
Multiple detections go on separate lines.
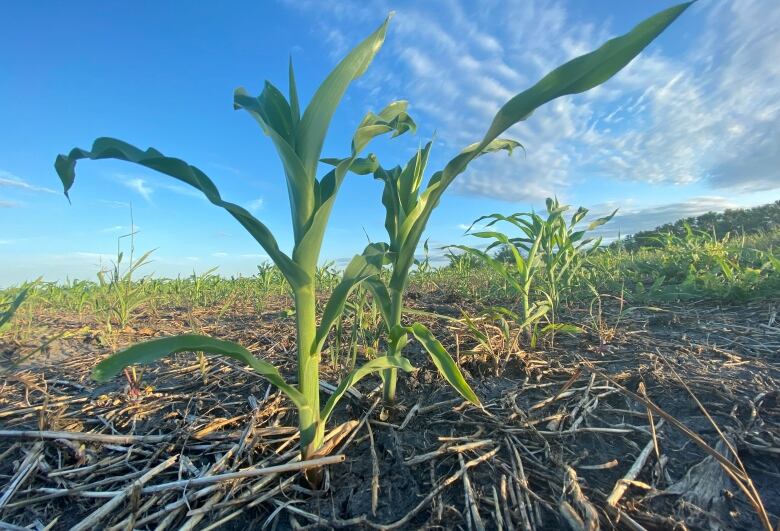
0,170 -> 57,194
284,0 -> 779,202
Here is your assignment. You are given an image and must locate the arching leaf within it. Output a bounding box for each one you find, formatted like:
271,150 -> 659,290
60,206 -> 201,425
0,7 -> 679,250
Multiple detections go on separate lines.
320,355 -> 414,423
92,334 -> 308,410
54,138 -> 310,289
404,322 -> 481,406
314,243 -> 390,352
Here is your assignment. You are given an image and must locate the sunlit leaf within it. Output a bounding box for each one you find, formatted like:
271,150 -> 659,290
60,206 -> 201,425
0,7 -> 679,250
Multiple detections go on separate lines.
92,334 -> 308,410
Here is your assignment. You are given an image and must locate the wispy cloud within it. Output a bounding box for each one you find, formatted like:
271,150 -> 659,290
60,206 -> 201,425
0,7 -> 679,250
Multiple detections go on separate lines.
247,197 -> 264,213
0,199 -> 22,208
99,224 -> 140,234
100,225 -> 124,234
0,170 -> 57,194
115,174 -> 206,203
122,177 -> 154,202
285,0 -> 780,201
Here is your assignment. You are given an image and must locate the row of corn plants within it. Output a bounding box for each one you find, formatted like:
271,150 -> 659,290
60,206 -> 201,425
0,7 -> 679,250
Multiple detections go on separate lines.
53,4 -> 692,475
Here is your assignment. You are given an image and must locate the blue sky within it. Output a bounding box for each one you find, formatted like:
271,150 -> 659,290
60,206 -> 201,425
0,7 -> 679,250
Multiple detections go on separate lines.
1,0 -> 778,286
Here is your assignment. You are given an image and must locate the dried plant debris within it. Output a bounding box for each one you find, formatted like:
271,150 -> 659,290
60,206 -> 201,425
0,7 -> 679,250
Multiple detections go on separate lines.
1,298 -> 778,530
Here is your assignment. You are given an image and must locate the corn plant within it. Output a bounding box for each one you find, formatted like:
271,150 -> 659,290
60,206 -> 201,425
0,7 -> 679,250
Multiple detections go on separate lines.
54,18 -> 435,466
536,197 -> 616,312
96,229 -> 155,332
339,3 -> 691,403
453,199 -> 612,347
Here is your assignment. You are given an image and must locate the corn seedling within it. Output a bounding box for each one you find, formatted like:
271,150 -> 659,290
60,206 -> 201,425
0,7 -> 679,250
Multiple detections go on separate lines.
97,231 -> 155,333
55,17 -> 421,469
338,3 -> 690,403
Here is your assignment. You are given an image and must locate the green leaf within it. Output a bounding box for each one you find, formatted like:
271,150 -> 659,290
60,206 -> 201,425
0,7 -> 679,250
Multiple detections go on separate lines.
363,276 -> 393,330
234,88 -> 313,240
448,244 -> 523,292
587,208 -> 618,230
54,138 -> 310,290
0,287 -> 31,328
297,15 -> 393,178
92,334 -> 308,410
517,303 -> 551,329
540,323 -> 584,335
295,100 -> 415,271
482,3 -> 692,148
320,355 -> 414,423
404,322 -> 481,406
314,243 -> 390,352
289,57 -> 301,130
391,3 -> 690,290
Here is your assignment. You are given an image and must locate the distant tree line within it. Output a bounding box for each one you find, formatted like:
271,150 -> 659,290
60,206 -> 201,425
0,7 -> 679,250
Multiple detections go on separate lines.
618,200 -> 780,251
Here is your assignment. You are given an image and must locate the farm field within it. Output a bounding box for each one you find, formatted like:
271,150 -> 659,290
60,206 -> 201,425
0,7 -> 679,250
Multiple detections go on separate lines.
2,1 -> 780,530
2,213 -> 779,529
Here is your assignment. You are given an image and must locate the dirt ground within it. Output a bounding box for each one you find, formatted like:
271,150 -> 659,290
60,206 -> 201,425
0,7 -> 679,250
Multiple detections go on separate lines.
1,295 -> 778,530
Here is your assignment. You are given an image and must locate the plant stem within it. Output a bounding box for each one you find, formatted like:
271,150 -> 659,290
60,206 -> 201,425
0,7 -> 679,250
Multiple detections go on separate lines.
382,286 -> 404,404
294,286 -> 323,459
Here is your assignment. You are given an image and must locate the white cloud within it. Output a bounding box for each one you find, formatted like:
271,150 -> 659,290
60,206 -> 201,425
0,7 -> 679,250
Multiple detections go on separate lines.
212,251 -> 228,257
114,173 -> 208,203
285,0 -> 780,201
0,170 -> 57,194
100,225 -> 124,233
122,177 -> 154,201
247,197 -> 264,213
0,199 -> 22,208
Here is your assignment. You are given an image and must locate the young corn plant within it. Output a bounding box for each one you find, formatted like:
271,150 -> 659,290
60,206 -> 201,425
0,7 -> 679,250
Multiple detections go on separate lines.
96,228 -> 155,332
536,197 -> 616,315
54,18 -> 430,467
341,3 -> 691,403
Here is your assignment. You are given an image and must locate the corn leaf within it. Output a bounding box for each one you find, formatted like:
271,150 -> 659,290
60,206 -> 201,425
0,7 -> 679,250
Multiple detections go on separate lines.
320,355 -> 414,423
295,101 -> 415,270
0,287 -> 31,328
448,244 -> 523,292
234,87 -> 313,240
392,2 -> 691,291
92,334 -> 308,410
314,243 -> 390,352
404,322 -> 481,406
297,15 -> 392,178
363,276 -> 393,330
54,138 -> 310,290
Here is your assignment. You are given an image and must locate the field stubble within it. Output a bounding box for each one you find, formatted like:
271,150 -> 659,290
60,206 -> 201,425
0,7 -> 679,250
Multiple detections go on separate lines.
1,287 -> 778,530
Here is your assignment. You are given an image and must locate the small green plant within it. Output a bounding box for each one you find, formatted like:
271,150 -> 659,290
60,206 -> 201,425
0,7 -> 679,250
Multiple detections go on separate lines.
338,3 -> 690,403
97,223 -> 155,332
0,284 -> 34,332
453,198 -> 613,347
57,17 -> 429,470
